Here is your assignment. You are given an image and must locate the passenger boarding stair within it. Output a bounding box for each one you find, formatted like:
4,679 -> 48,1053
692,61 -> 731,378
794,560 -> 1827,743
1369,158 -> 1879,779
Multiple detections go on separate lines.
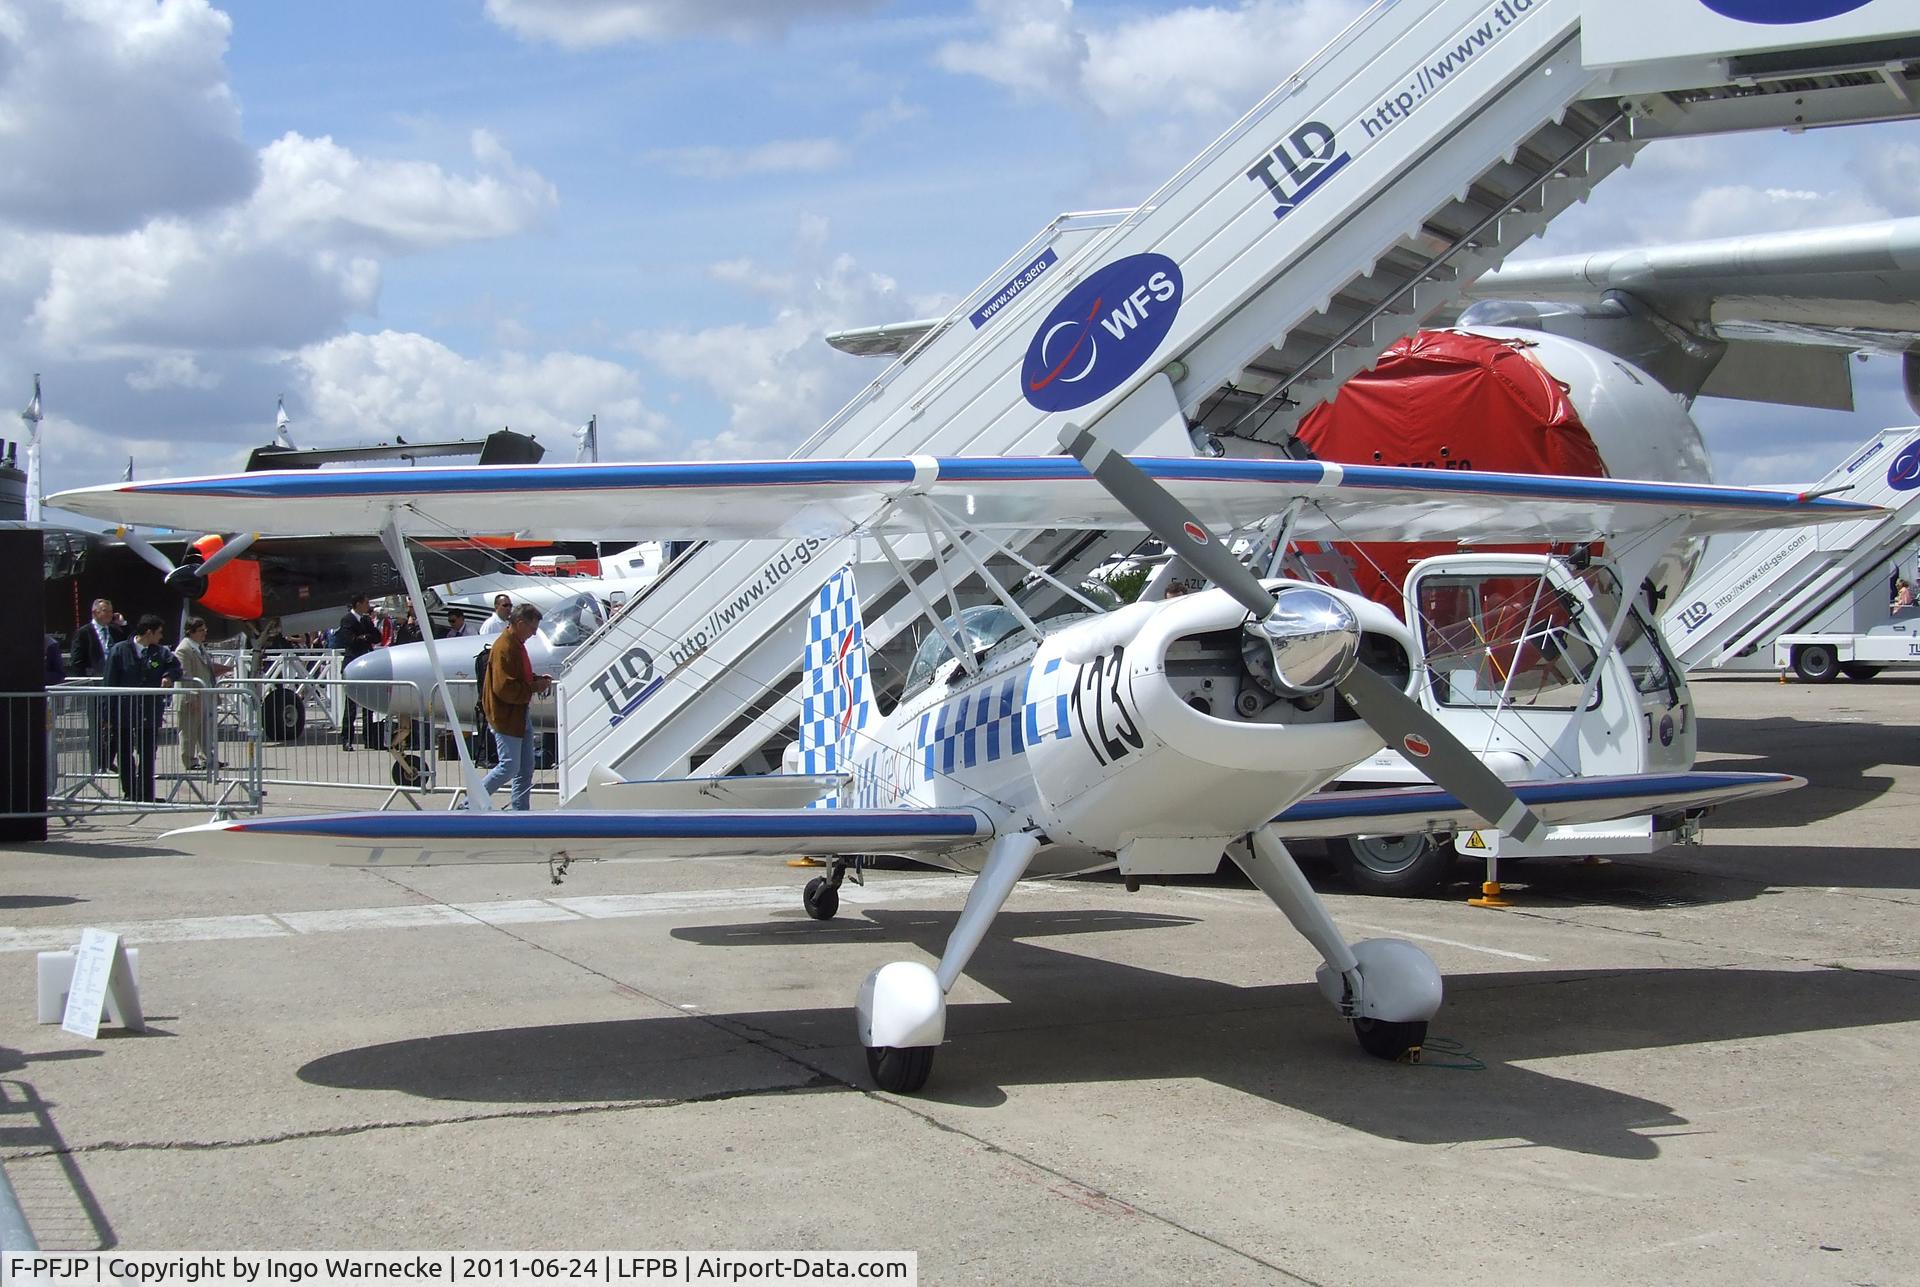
553,0 -> 1920,795
1660,427 -> 1920,671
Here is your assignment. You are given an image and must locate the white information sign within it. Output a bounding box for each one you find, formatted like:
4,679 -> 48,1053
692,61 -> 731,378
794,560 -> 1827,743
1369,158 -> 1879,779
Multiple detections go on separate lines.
59,928 -> 143,1038
1583,0 -> 1920,70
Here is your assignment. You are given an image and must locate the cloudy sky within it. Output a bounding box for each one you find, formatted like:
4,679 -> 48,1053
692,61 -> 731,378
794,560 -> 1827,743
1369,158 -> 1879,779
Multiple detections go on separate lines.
5,0 -> 1917,509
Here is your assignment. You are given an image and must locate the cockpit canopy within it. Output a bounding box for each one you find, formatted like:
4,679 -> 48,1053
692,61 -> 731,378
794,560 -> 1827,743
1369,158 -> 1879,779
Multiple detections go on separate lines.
901,579 -> 1125,697
538,592 -> 606,648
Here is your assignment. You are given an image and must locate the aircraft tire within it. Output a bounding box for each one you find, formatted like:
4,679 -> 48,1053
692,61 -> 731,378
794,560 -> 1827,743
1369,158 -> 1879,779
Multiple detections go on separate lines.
391,753 -> 428,788
865,1044 -> 934,1093
262,686 -> 305,741
802,876 -> 839,920
1353,1017 -> 1427,1062
1841,663 -> 1883,681
1793,645 -> 1837,682
1326,834 -> 1453,896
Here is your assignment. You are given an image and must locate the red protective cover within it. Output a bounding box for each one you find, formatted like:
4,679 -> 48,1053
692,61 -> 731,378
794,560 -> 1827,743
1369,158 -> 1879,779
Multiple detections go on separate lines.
1293,330 -> 1606,613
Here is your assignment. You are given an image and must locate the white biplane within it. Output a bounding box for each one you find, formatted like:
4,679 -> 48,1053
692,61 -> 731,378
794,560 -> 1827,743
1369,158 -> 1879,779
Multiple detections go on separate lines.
53,439 -> 1870,1091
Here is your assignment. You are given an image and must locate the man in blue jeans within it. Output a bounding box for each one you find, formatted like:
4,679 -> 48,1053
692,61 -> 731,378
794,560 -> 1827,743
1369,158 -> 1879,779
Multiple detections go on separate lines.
478,604 -> 552,810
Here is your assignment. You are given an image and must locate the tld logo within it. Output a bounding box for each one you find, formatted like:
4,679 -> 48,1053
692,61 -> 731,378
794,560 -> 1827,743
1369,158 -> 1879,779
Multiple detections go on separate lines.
1677,601 -> 1713,632
1246,121 -> 1351,222
1020,253 -> 1183,413
1699,0 -> 1875,22
1887,438 -> 1920,491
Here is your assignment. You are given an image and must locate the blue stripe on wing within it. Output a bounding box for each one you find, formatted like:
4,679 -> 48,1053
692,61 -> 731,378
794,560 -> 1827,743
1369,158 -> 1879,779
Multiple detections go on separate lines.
1274,771 -> 1795,825
219,808 -> 991,841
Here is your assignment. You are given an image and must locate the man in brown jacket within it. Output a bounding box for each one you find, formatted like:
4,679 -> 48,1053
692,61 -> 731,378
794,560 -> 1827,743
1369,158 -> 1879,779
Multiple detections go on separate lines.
477,604 -> 553,810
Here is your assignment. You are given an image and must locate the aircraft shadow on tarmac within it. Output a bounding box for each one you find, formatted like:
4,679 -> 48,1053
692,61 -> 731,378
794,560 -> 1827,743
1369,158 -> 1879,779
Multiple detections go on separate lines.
1695,712 -> 1920,826
298,907 -> 1920,1161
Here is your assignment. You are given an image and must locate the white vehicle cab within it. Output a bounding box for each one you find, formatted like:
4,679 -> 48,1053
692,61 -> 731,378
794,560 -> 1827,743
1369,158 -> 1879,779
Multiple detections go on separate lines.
1775,603 -> 1920,683
1328,551 -> 1695,894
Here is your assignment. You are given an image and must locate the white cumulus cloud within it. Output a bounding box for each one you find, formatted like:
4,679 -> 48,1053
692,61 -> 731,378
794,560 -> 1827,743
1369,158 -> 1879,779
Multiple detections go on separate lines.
294,330 -> 666,460
484,0 -> 882,48
0,0 -> 259,233
647,138 -> 851,179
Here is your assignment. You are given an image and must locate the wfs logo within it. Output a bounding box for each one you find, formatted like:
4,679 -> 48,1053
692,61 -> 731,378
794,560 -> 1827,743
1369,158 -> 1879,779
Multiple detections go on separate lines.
1246,121 -> 1351,222
1699,0 -> 1875,22
1020,253 -> 1183,413
1887,438 -> 1920,492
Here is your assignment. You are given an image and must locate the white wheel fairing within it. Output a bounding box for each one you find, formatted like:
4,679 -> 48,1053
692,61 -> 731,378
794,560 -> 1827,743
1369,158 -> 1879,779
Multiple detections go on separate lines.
857,960 -> 945,1049
1315,938 -> 1443,1023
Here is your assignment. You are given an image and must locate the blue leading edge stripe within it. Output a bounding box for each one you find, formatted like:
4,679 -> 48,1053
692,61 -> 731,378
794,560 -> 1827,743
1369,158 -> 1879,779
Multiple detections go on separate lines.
110,456 -> 1877,515
1272,771 -> 1794,825
217,808 -> 991,840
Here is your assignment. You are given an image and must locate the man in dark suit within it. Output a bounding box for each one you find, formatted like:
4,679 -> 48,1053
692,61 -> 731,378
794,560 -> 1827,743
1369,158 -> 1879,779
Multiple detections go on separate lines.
68,597 -> 127,772
103,614 -> 181,802
337,594 -> 382,749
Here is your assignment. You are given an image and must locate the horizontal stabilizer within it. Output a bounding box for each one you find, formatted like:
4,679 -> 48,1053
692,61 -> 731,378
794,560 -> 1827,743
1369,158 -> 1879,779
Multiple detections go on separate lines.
162,807 -> 996,867
1268,771 -> 1800,841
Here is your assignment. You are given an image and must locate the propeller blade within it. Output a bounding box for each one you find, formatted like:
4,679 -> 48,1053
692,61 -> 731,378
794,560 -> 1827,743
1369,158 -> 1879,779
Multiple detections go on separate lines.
116,527 -> 176,576
195,531 -> 259,578
1333,663 -> 1543,842
1058,423 -> 1277,620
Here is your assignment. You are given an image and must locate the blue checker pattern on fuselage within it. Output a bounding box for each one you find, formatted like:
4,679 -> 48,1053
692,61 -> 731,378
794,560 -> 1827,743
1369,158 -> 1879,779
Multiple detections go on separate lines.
799,566 -> 870,797
915,658 -> 1069,781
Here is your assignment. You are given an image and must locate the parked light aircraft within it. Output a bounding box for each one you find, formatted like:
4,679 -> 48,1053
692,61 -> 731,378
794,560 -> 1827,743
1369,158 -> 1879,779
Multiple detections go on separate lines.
53,447 -> 1869,1092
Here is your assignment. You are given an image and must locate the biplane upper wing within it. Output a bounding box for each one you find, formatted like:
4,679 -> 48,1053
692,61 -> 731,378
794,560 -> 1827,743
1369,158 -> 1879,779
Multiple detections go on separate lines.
1268,770 -> 1800,841
52,456 -> 1879,545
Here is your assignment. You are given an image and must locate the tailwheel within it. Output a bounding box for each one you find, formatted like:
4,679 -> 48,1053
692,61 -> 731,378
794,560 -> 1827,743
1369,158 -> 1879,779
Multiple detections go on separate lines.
1353,1016 -> 1428,1061
865,1044 -> 935,1093
802,875 -> 840,920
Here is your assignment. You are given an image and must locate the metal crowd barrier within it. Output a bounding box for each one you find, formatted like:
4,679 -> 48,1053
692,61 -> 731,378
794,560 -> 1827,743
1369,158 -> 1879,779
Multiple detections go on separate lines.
6,672 -> 564,824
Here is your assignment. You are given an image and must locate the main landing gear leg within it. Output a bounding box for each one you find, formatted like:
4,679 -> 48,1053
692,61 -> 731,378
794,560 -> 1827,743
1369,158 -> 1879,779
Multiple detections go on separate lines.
1234,828 -> 1441,1062
855,831 -> 1040,1093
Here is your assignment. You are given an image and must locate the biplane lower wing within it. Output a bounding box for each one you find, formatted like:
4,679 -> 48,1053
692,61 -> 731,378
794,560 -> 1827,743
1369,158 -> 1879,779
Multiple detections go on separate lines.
1267,770 -> 1800,841
162,807 -> 997,866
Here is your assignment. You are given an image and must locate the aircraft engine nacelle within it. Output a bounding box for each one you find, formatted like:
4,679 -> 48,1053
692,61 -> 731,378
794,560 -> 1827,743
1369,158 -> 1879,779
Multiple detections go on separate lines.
1024,584 -> 1406,876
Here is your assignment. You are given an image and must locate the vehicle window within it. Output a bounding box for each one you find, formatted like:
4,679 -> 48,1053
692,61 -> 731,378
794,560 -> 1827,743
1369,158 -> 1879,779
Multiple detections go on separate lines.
1579,568 -> 1679,698
1416,573 -> 1600,710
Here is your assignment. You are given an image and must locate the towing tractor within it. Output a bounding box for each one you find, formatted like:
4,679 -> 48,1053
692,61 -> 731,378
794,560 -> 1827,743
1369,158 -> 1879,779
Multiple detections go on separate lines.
1325,551 -> 1698,895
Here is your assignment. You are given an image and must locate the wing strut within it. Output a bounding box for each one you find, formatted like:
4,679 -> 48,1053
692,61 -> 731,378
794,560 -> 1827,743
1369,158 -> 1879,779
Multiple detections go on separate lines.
380,512 -> 491,808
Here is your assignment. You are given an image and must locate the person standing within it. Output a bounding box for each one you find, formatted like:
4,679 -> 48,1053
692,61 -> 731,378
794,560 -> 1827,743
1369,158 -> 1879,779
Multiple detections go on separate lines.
68,598 -> 127,772
174,617 -> 232,770
479,593 -> 512,638
103,615 -> 181,802
336,595 -> 382,750
477,604 -> 552,811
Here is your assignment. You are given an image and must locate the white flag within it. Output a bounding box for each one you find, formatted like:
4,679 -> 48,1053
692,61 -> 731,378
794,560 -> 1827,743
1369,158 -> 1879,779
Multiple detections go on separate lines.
272,395 -> 295,449
20,373 -> 41,430
574,414 -> 597,464
122,456 -> 133,482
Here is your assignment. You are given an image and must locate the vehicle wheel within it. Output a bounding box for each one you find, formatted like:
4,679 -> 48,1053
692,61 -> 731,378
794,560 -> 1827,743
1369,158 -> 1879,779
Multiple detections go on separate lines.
865,1044 -> 934,1093
1793,644 -> 1838,682
262,686 -> 304,741
1841,663 -> 1883,681
391,753 -> 427,788
802,876 -> 840,920
1353,1017 -> 1428,1061
1326,834 -> 1454,896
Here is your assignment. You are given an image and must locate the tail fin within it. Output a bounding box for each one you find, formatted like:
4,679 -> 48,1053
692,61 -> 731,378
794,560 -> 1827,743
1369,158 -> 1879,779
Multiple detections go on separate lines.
797,563 -> 872,802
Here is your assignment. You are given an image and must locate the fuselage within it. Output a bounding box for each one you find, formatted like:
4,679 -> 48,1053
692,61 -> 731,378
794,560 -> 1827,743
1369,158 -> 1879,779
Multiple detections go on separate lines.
835,583 -> 1410,878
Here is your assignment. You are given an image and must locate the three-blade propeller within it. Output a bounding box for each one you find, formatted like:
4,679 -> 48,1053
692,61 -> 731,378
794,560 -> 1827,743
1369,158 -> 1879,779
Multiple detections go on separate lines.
116,528 -> 260,600
1058,424 -> 1542,843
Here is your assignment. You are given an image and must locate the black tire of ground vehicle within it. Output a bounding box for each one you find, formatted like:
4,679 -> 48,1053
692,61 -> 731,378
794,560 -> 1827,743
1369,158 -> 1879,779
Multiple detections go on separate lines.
262,686 -> 305,740
1326,834 -> 1455,896
1841,663 -> 1883,681
1793,644 -> 1838,682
